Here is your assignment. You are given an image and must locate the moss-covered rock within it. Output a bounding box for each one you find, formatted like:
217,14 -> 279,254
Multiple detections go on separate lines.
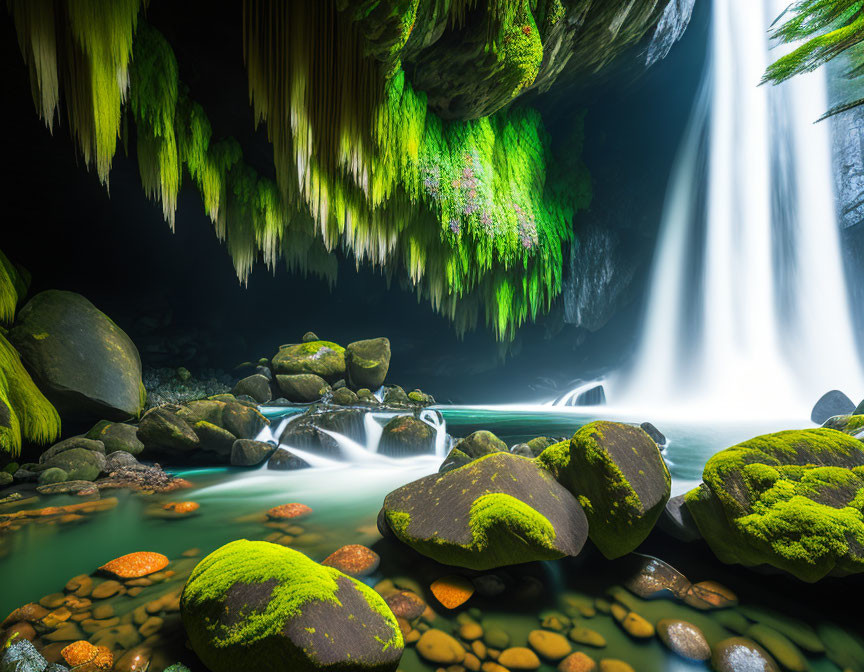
137,408 -> 200,453
382,385 -> 409,406
331,387 -> 359,406
276,374 -> 331,403
684,428 -> 864,581
457,430 -> 507,459
176,400 -> 226,427
232,374 -> 272,404
346,338 -> 391,390
272,341 -> 346,383
821,414 -> 864,437
42,447 -> 105,481
86,421 -> 144,456
193,421 -> 237,457
439,447 -> 472,473
39,437 -> 105,464
537,421 -> 671,559
230,439 -> 277,467
221,402 -> 268,439
279,409 -> 367,457
38,466 -> 68,485
9,290 -> 146,421
180,540 -> 403,672
381,452 -> 588,570
378,416 -> 435,457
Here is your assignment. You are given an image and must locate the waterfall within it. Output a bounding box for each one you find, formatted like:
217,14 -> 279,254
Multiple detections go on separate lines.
618,0 -> 863,415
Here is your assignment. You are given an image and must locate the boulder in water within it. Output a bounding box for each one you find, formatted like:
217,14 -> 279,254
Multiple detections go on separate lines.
9,290 -> 146,421
86,421 -> 145,456
346,338 -> 391,390
230,439 -> 276,467
271,341 -> 346,382
456,430 -> 507,459
181,540 -> 403,672
380,452 -> 588,570
267,448 -> 310,471
640,422 -> 666,446
811,390 -> 855,424
39,437 -> 104,464
685,428 -> 864,581
538,421 -> 671,559
378,416 -> 436,457
137,408 -> 200,453
42,447 -> 105,482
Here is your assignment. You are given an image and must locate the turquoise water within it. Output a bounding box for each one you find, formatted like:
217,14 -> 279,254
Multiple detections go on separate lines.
1,405 -> 859,672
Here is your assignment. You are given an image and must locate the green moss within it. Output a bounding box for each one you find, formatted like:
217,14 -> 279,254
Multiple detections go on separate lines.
537,421 -> 670,559
821,413 -> 864,434
182,540 -> 403,671
0,334 -> 61,456
686,429 -> 864,581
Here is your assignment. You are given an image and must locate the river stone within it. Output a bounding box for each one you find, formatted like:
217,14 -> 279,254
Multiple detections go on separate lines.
380,452 -> 588,570
267,448 -> 311,471
276,374 -> 330,403
181,540 -> 403,672
193,421 -> 237,457
9,290 -> 145,421
656,619 -> 710,661
137,408 -> 200,453
232,374 -> 272,404
640,422 -> 666,446
43,448 -> 105,482
439,447 -> 472,473
684,429 -> 864,581
457,430 -> 507,459
222,402 -> 268,439
378,416 -> 436,457
382,386 -> 409,406
278,410 -> 362,457
175,400 -> 226,427
86,422 -> 144,456
230,440 -> 276,467
811,390 -> 854,424
271,341 -> 346,383
38,467 -> 68,485
346,338 -> 391,390
537,421 -> 671,559
711,637 -> 778,672
331,387 -> 359,405
105,451 -> 139,471
619,554 -> 691,599
39,437 -> 105,464
746,624 -> 808,672
657,494 -> 702,542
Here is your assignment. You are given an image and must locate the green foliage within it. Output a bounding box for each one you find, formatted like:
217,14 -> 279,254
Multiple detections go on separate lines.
764,0 -> 864,118
0,249 -> 28,326
686,429 -> 864,581
0,333 -> 61,456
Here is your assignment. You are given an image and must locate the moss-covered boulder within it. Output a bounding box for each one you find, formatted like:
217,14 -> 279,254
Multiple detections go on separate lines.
230,439 -> 277,467
331,387 -> 359,405
181,540 -> 403,672
272,341 -> 346,383
821,414 -> 864,437
9,290 -> 146,421
38,436 -> 104,463
137,408 -> 200,453
276,374 -> 330,403
457,430 -> 507,459
232,374 -> 272,404
381,452 -> 588,570
86,421 -> 144,456
43,447 -> 105,481
176,400 -> 226,427
278,409 -> 366,457
378,416 -> 436,457
221,402 -> 268,439
537,421 -> 671,559
439,447 -> 472,473
684,429 -> 864,581
346,338 -> 391,390
194,421 -> 237,457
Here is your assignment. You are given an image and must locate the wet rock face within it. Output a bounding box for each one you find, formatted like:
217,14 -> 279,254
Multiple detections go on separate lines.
9,290 -> 145,421
346,338 -> 391,390
811,390 -> 855,424
271,341 -> 346,383
181,540 -> 402,672
537,421 -> 671,559
685,428 -> 864,581
831,104 -> 864,231
381,452 -> 588,570
378,416 -> 436,457
643,0 -> 696,67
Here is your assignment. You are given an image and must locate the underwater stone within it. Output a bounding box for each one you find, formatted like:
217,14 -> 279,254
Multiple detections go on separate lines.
85,422 -> 144,456
685,428 -> 864,581
811,390 -> 854,424
537,421 -> 671,559
271,341 -> 346,383
232,374 -> 272,404
656,619 -> 710,661
0,639 -> 58,672
346,338 -> 391,390
378,416 -> 436,457
180,540 -> 403,672
381,452 -> 588,570
9,290 -> 145,421
711,638 -> 779,672
276,374 -> 330,403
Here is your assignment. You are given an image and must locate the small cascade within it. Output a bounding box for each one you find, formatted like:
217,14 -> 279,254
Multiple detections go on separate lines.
550,380 -> 607,407
419,408 -> 452,457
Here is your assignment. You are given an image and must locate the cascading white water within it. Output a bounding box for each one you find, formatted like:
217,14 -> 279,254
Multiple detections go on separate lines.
616,0 -> 863,416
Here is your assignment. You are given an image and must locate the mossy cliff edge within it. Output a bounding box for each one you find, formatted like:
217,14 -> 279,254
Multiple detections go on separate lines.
6,0 -> 682,340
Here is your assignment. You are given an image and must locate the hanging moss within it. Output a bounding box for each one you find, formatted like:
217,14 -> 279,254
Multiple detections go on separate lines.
0,250 -> 29,327
0,334 -> 61,456
764,0 -> 864,118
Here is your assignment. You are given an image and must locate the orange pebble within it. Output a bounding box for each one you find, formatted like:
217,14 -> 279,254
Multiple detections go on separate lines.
98,552 -> 169,580
266,503 -> 312,520
162,501 -> 200,514
430,575 -> 475,609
